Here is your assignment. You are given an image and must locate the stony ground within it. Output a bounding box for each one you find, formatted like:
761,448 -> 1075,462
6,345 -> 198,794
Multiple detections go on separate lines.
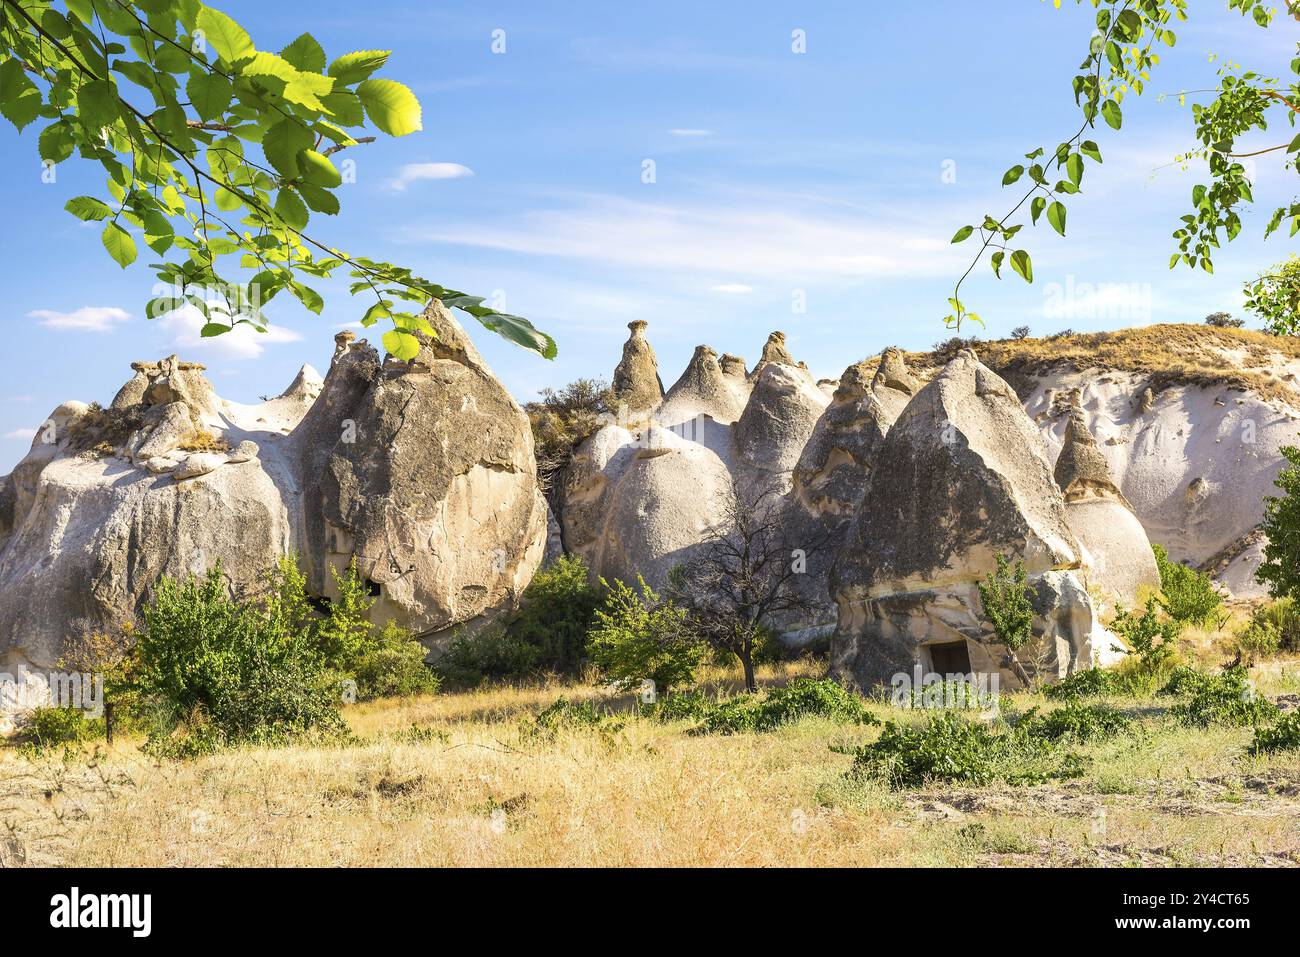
3,657 -> 1299,868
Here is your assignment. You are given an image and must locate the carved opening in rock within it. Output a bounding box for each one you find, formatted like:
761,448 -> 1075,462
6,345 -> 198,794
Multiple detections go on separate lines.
927,640 -> 972,675
364,578 -> 382,598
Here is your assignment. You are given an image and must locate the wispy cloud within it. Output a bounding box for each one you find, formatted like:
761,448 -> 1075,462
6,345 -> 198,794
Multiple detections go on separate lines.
388,162 -> 475,191
157,306 -> 302,360
404,192 -> 964,282
4,428 -> 36,440
711,283 -> 752,294
28,306 -> 130,333
670,128 -> 714,137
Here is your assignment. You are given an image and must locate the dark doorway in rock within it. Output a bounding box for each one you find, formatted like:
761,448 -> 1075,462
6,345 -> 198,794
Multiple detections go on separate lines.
928,640 -> 972,675
364,578 -> 382,598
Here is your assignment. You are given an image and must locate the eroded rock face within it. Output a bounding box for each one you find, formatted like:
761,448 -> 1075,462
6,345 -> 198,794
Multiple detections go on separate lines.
297,304 -> 547,646
830,352 -> 1106,690
659,345 -> 748,425
1053,405 -> 1160,610
0,304 -> 546,669
611,320 -> 665,414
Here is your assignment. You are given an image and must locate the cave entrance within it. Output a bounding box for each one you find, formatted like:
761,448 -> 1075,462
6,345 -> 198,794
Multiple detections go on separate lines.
928,640 -> 972,676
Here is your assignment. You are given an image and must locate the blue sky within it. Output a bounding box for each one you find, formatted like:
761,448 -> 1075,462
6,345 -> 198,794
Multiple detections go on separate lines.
1,0 -> 1295,470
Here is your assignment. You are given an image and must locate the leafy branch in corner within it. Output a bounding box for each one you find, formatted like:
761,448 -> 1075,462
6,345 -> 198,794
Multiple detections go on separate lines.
0,0 -> 556,360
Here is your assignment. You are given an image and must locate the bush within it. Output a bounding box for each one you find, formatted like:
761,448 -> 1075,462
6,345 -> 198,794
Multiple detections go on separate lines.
1010,325 -> 1031,340
1158,665 -> 1211,697
588,577 -> 704,695
1170,667 -> 1279,728
526,697 -> 625,742
1204,311 -> 1244,328
525,378 -> 615,503
1236,618 -> 1282,662
506,555 -> 601,674
648,678 -> 876,735
1248,598 -> 1300,653
1259,446 -> 1300,602
433,625 -> 540,688
352,622 -> 439,699
1110,597 -> 1181,674
839,712 -> 1084,790
137,565 -> 347,756
1251,712 -> 1300,754
17,706 -> 104,749
1017,702 -> 1131,743
1044,668 -> 1118,700
1152,544 -> 1223,626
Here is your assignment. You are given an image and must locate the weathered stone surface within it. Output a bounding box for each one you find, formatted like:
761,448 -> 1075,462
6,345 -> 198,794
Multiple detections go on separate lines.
611,320 -> 665,413
732,362 -> 829,497
296,301 -> 548,648
830,352 -> 1104,689
0,302 -> 547,670
1053,406 -> 1160,609
659,345 -> 747,425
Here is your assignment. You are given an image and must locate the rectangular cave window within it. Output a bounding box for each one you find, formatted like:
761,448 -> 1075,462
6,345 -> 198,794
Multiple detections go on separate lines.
928,640 -> 972,676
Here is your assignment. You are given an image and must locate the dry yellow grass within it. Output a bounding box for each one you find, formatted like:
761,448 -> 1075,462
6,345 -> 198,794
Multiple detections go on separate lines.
3,656 -> 1299,868
903,324 -> 1300,403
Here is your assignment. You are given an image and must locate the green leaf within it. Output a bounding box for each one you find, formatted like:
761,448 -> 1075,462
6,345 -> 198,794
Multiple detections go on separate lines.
1002,165 -> 1024,186
200,322 -> 231,337
146,297 -> 185,319
274,188 -> 309,230
1047,201 -> 1067,236
0,59 -> 41,131
280,33 -> 327,73
1066,153 -> 1084,188
196,6 -> 256,65
187,72 -> 233,122
76,79 -> 119,130
991,251 -> 1005,278
951,225 -> 975,244
1030,196 -> 1047,225
101,222 -> 137,268
261,118 -> 314,179
328,50 -> 391,85
1101,100 -> 1123,130
290,281 -> 324,314
297,149 -> 342,188
38,121 -> 76,164
298,183 -> 340,214
356,78 -> 422,136
1009,249 -> 1033,284
1080,140 -> 1103,163
65,195 -> 112,221
383,328 -> 420,360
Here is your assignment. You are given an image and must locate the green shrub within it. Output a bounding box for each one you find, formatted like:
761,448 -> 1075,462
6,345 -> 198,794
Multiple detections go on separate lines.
839,712 -> 1084,790
1017,702 -> 1131,743
526,697 -> 625,742
352,622 -> 439,699
1158,665 -> 1212,697
648,678 -> 875,735
588,577 -> 704,695
1170,667 -> 1279,728
1251,712 -> 1300,754
506,555 -> 601,674
1152,544 -> 1223,626
1044,668 -> 1118,700
17,706 -> 104,749
1248,598 -> 1300,653
434,625 -> 541,688
1236,618 -> 1282,662
1258,446 -> 1300,602
1110,597 -> 1180,674
977,556 -> 1034,683
137,564 -> 347,755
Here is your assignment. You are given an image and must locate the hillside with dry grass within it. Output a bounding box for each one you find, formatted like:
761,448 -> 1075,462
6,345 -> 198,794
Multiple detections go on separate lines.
903,325 -> 1300,404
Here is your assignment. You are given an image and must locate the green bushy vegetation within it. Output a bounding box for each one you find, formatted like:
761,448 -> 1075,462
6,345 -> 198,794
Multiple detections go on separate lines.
434,556 -> 602,687
588,577 -> 704,695
1016,701 -> 1131,743
525,697 -> 626,743
839,711 -> 1089,790
1245,598 -> 1300,654
648,678 -> 876,735
1152,544 -> 1223,627
1259,446 -> 1300,602
1167,667 -> 1279,728
1251,712 -> 1300,755
16,706 -> 105,751
976,555 -> 1034,683
1044,668 -> 1119,700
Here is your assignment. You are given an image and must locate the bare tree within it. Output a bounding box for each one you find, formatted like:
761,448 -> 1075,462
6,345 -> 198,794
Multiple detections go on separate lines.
669,483 -> 828,692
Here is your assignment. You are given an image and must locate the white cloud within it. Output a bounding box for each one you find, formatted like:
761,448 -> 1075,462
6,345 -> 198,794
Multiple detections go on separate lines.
4,428 -> 36,440
28,306 -> 130,333
711,283 -> 752,294
389,163 -> 475,191
670,128 -> 713,137
405,193 -> 964,282
157,305 -> 302,360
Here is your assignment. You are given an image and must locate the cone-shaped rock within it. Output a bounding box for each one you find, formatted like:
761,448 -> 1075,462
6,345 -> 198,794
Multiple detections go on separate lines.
660,345 -> 748,425
830,351 -> 1104,690
732,361 -> 830,497
611,320 -> 665,413
1054,406 -> 1160,608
